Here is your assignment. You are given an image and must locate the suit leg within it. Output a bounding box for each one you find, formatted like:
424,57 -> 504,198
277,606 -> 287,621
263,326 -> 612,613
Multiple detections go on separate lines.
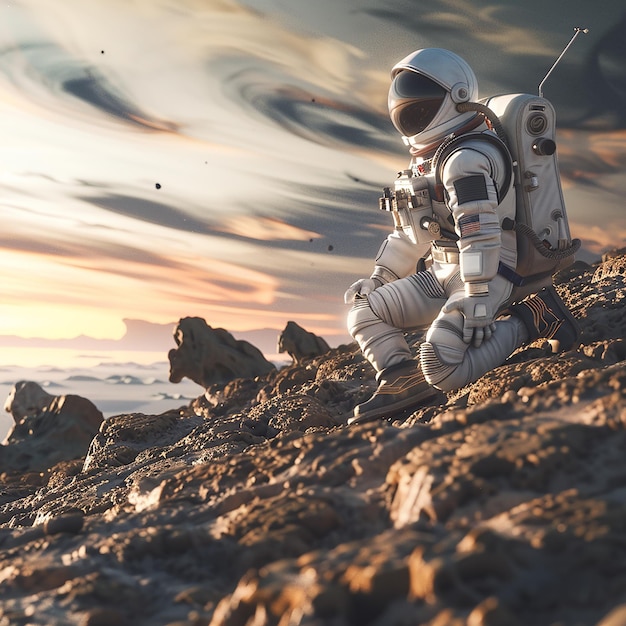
347,270 -> 445,372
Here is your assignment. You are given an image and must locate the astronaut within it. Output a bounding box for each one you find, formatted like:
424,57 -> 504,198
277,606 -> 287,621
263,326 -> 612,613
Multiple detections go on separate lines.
345,48 -> 580,425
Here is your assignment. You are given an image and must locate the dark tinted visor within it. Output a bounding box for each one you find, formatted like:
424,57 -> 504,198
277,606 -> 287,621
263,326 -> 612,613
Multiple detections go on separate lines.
389,71 -> 446,136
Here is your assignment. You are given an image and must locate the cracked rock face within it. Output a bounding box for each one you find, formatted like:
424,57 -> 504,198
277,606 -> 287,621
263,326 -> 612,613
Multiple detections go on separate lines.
1,249 -> 626,626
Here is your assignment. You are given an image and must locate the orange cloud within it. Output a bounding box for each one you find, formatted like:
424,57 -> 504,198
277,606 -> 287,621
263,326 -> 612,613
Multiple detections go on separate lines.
214,215 -> 321,242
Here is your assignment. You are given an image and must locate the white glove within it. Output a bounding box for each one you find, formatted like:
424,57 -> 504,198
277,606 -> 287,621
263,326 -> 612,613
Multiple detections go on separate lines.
442,293 -> 497,348
344,278 -> 379,304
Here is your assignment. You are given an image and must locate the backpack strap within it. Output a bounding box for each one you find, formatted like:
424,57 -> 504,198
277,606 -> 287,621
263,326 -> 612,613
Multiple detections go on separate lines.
497,261 -> 556,287
432,131 -> 513,204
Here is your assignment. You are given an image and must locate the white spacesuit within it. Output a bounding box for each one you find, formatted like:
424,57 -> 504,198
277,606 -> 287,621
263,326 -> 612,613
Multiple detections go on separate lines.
345,48 -> 580,425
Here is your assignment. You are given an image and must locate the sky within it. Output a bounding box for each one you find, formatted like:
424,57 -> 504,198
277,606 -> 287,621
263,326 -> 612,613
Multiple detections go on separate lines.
0,0 -> 625,367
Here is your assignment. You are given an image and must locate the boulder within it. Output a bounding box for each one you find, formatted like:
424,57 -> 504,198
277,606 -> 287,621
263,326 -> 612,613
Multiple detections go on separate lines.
168,317 -> 276,387
278,320 -> 330,363
4,380 -> 54,424
1,382 -> 103,474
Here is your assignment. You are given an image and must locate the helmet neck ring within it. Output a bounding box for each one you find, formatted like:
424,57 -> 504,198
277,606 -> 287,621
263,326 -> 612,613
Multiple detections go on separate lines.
406,111 -> 484,159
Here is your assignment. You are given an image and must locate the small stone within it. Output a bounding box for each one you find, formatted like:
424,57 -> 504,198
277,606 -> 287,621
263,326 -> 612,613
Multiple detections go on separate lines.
80,608 -> 130,626
43,512 -> 84,536
467,597 -> 522,626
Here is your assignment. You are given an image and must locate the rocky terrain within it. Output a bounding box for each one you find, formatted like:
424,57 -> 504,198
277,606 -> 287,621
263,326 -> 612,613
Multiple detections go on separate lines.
1,249 -> 626,626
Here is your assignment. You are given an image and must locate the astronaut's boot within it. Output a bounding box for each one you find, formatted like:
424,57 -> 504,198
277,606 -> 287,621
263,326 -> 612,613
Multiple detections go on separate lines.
509,286 -> 580,352
349,359 -> 437,425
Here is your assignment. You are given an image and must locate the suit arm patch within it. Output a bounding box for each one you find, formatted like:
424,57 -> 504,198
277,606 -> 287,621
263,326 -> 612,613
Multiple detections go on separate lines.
453,174 -> 488,205
457,214 -> 480,237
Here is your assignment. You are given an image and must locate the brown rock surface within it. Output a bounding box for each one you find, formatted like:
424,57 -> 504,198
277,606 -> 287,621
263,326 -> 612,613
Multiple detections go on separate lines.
168,316 -> 276,387
278,320 -> 331,363
1,383 -> 103,475
1,249 -> 626,625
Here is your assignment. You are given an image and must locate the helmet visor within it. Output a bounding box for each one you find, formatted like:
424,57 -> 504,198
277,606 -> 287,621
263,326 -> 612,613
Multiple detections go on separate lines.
389,71 -> 446,136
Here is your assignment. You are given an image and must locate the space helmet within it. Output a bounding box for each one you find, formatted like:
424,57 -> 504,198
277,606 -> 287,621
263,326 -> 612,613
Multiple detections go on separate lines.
388,48 -> 479,153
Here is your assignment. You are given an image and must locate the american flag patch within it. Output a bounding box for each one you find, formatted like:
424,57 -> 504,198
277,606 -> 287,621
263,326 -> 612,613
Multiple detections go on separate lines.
458,214 -> 480,237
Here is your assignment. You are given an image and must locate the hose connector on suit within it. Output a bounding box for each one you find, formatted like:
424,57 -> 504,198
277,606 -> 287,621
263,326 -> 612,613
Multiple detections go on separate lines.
456,101 -> 510,149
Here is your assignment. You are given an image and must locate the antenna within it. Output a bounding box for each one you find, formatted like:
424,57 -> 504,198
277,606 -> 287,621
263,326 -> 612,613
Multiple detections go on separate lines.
538,26 -> 589,97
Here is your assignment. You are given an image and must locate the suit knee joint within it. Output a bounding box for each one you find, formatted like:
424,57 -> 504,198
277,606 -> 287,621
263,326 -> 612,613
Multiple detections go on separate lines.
347,299 -> 379,338
420,341 -> 464,391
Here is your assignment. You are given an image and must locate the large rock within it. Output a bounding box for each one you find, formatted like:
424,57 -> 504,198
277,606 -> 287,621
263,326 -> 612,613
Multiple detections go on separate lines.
168,316 -> 276,387
1,382 -> 103,474
3,380 -> 54,424
278,320 -> 330,363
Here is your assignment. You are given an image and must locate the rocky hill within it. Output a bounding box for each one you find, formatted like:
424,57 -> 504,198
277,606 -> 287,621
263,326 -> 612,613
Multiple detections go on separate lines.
1,250 -> 626,626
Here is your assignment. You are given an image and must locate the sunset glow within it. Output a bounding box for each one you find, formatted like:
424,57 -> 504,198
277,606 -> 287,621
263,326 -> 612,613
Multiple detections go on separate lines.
0,1 -> 624,367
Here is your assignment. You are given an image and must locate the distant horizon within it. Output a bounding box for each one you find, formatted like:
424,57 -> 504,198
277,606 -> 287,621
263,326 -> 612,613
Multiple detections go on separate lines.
0,317 -> 352,368
0,358 -> 206,441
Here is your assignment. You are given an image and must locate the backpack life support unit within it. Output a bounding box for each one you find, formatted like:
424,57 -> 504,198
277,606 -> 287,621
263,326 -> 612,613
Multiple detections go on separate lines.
481,93 -> 580,289
379,93 -> 581,299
